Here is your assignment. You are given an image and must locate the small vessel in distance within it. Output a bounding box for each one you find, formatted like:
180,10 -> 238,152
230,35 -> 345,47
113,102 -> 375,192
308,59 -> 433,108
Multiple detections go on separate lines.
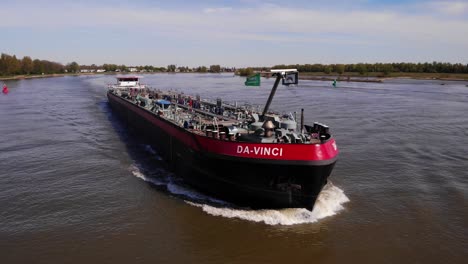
107,71 -> 338,210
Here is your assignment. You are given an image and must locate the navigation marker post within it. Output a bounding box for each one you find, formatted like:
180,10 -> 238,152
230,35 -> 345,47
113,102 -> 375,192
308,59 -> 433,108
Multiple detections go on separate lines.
244,73 -> 261,86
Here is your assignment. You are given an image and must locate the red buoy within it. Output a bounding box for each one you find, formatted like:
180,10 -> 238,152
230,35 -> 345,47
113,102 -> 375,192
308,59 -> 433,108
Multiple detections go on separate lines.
2,84 -> 8,94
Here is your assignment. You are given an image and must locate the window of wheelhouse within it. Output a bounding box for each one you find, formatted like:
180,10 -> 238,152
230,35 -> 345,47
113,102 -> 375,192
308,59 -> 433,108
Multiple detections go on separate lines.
118,78 -> 138,82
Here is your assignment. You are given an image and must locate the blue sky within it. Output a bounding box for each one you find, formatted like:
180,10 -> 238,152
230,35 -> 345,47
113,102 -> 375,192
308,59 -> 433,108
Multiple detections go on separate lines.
2,0 -> 467,67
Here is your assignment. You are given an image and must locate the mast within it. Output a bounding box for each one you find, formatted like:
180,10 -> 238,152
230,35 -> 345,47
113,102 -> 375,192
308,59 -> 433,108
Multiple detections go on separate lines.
261,69 -> 298,120
261,74 -> 282,120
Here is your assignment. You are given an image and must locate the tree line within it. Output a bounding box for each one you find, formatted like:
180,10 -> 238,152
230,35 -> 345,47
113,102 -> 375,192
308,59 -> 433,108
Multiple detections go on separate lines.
2,52 -> 467,77
0,53 -> 66,76
0,53 -> 163,75
0,53 -> 230,76
272,62 -> 468,75
166,64 -> 226,73
0,53 -> 95,76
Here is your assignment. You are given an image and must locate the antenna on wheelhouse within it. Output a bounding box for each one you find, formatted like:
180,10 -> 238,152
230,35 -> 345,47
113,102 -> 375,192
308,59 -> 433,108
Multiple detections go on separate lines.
261,69 -> 298,120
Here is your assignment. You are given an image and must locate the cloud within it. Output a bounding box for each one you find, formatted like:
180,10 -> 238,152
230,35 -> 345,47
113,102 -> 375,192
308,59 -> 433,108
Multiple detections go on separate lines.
203,7 -> 233,14
2,1 -> 468,65
3,4 -> 467,44
429,1 -> 468,15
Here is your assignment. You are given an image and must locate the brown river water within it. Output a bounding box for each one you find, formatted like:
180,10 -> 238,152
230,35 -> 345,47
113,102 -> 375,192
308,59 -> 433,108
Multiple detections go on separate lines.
0,74 -> 467,263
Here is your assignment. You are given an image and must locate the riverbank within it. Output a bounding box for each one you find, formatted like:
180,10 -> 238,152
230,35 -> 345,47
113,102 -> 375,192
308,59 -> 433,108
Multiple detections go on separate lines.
0,73 -> 109,81
258,72 -> 383,82
257,71 -> 468,83
3,71 -> 468,83
299,72 -> 468,81
299,75 -> 382,83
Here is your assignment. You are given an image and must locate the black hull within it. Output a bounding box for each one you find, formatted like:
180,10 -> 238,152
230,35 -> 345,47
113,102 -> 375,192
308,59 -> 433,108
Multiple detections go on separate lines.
186,156 -> 334,210
108,93 -> 335,210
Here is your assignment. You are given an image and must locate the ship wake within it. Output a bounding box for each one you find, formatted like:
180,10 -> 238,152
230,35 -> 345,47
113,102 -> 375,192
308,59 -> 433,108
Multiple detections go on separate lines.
187,182 -> 349,225
129,163 -> 227,206
130,161 -> 349,225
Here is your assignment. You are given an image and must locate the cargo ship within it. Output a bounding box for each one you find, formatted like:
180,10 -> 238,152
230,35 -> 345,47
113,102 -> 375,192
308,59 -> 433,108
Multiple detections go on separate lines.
107,70 -> 338,210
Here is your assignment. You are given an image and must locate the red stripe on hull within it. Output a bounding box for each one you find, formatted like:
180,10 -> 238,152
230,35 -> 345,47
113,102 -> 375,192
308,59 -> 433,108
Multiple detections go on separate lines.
195,135 -> 338,161
108,92 -> 338,162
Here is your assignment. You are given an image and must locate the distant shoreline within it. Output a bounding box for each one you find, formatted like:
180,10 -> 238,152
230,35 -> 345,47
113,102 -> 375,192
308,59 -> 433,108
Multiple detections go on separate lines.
297,72 -> 468,82
0,72 -> 199,81
298,75 -> 468,83
2,72 -> 468,83
299,75 -> 382,83
0,73 -> 115,81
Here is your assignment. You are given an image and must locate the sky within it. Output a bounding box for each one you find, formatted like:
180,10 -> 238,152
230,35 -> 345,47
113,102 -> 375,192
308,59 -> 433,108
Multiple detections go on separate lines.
1,0 -> 468,67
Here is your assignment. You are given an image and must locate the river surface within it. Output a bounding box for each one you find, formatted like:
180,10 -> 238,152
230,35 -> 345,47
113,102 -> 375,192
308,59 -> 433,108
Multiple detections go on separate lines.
0,74 -> 467,263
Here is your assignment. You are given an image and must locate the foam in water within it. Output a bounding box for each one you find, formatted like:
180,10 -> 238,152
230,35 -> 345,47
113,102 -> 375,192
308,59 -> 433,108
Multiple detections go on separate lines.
129,164 -> 227,205
188,183 -> 349,225
130,164 -> 349,225
129,164 -> 166,186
